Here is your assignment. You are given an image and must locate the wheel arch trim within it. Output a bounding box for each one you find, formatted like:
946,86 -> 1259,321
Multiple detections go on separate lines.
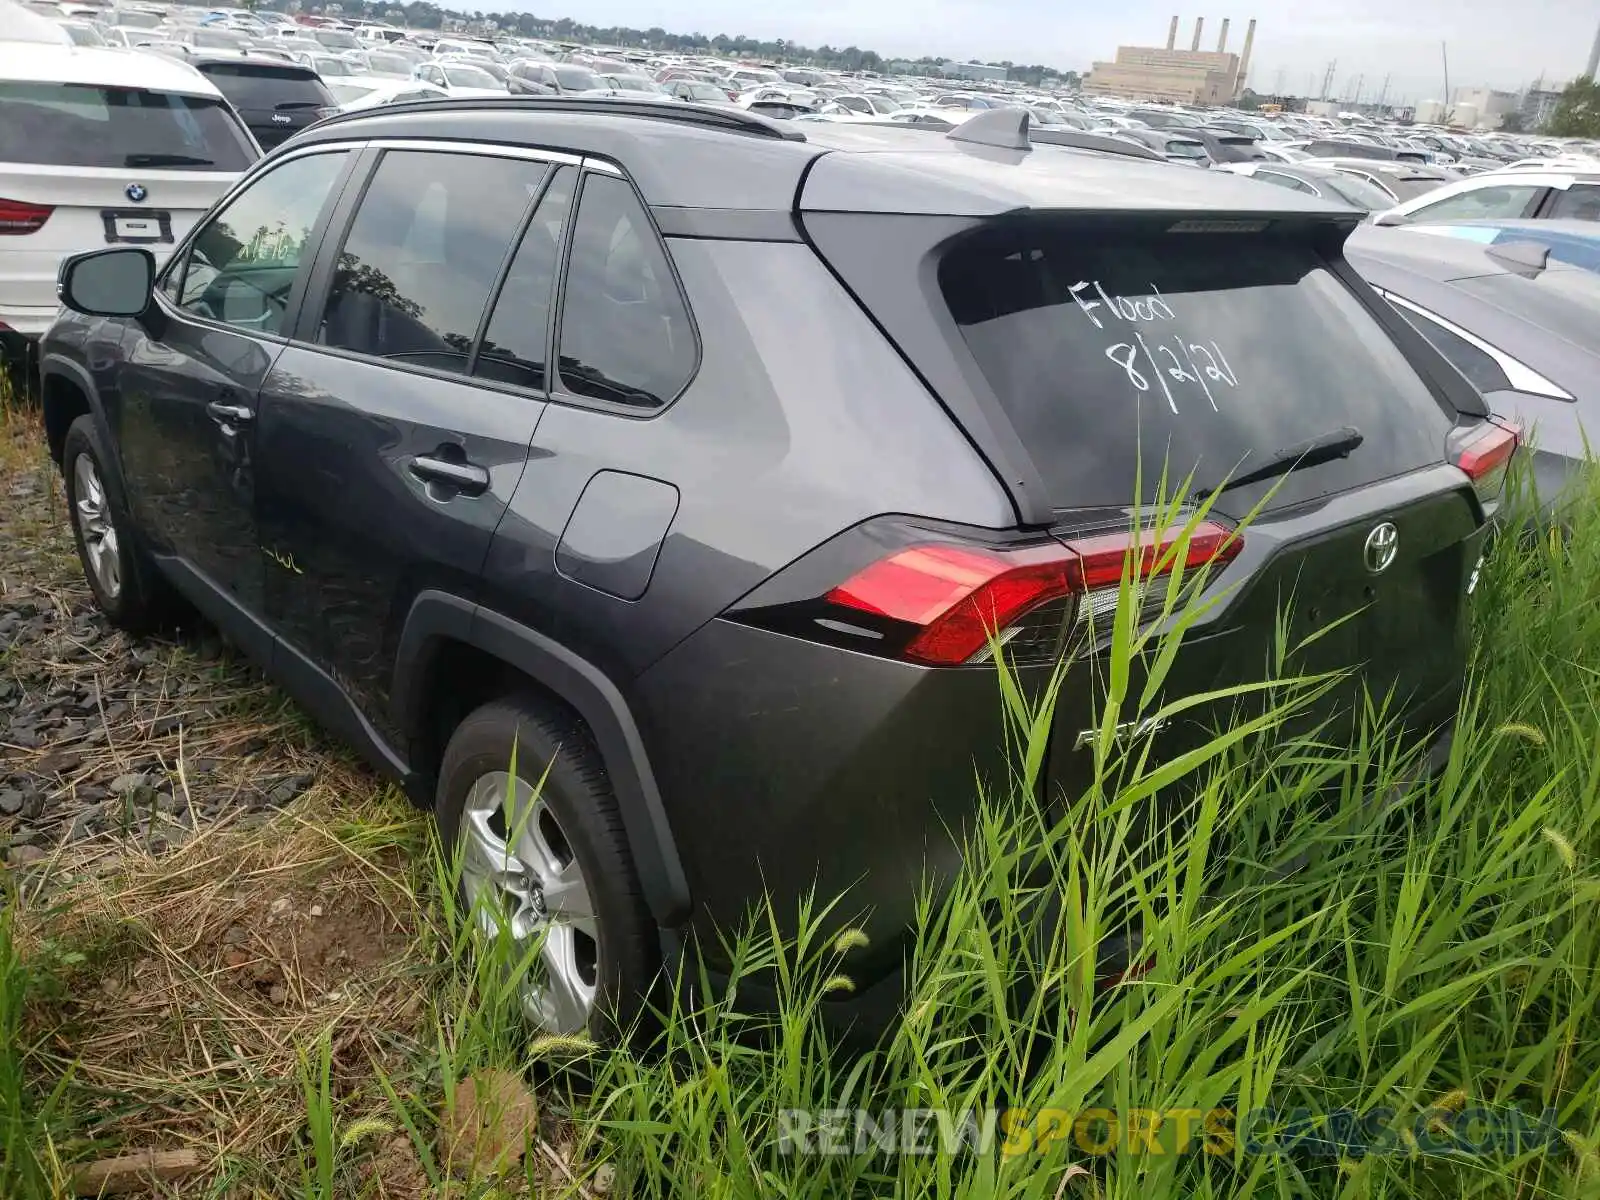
392,590 -> 691,927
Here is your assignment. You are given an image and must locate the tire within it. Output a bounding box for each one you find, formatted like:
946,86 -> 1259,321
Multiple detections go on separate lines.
435,694 -> 657,1041
61,415 -> 176,633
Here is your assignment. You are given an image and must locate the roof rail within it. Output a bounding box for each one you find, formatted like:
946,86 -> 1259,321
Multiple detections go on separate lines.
948,107 -> 1031,151
313,95 -> 808,142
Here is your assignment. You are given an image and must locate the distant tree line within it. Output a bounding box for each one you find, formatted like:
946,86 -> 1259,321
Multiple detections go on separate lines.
228,0 -> 1076,83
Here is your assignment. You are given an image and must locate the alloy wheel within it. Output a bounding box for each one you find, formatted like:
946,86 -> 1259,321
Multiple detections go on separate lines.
458,770 -> 600,1033
73,453 -> 121,601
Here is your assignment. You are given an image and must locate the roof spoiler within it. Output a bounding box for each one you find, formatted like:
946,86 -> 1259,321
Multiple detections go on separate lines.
947,107 -> 1167,163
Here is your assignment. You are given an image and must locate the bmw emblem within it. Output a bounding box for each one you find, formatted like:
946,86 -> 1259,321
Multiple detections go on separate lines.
125,183 -> 148,204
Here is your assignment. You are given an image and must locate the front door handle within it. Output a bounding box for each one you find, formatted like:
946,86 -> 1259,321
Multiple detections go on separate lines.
206,400 -> 254,426
409,453 -> 490,497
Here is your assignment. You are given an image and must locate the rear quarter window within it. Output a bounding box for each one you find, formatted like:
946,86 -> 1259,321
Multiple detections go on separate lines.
939,225 -> 1455,515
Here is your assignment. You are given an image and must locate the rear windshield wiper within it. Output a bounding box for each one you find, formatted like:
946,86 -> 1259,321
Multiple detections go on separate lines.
125,153 -> 214,167
1197,426 -> 1364,499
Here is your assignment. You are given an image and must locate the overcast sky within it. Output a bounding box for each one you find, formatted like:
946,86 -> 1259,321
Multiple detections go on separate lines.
506,0 -> 1597,103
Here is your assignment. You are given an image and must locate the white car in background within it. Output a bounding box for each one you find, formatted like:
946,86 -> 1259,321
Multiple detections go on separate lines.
413,60 -> 508,97
0,36 -> 258,357
1373,169 -> 1600,226
325,77 -> 448,112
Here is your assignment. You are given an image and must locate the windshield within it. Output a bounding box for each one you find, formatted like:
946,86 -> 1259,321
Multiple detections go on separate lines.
61,23 -> 107,46
200,63 -> 333,109
1386,177 -> 1448,201
311,56 -> 353,77
939,224 -> 1451,514
365,52 -> 411,74
555,66 -> 598,90
685,83 -> 725,101
0,83 -> 256,171
193,28 -> 248,48
1166,139 -> 1209,159
866,94 -> 900,113
313,28 -> 357,49
1317,173 -> 1398,211
444,64 -> 501,88
116,10 -> 162,27
610,75 -> 659,91
327,81 -> 377,104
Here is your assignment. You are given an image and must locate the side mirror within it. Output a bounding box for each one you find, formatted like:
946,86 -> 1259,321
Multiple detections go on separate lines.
1372,211 -> 1407,228
58,247 -> 155,317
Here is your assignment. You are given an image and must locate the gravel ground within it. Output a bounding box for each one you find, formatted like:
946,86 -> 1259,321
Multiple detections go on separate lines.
0,407 -> 353,874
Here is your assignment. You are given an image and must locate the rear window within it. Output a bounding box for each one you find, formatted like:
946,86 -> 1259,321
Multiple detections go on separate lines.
939,226 -> 1453,513
192,28 -> 249,49
200,63 -> 333,109
1316,174 -> 1396,211
0,83 -> 257,171
555,67 -> 598,90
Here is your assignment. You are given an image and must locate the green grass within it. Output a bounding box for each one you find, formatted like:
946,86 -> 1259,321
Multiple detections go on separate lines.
6,460 -> 1600,1197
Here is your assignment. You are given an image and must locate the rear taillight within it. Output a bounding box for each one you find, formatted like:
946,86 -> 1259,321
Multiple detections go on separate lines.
0,198 -> 52,235
822,521 -> 1241,666
1454,421 -> 1518,503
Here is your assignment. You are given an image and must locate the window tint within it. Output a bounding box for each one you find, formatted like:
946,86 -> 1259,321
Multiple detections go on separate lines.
1406,184 -> 1543,223
939,225 -> 1453,515
555,173 -> 696,409
1547,184 -> 1600,221
475,167 -> 577,391
317,151 -> 548,374
199,63 -> 334,110
1398,308 -> 1512,394
171,151 -> 348,334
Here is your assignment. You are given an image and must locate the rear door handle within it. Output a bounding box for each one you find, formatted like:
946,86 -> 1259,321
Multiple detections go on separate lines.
409,454 -> 490,497
206,400 -> 254,426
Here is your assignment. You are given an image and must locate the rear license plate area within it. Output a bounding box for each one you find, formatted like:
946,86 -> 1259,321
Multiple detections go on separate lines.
101,209 -> 173,244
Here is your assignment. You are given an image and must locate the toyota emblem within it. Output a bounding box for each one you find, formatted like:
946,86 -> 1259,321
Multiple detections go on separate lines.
125,183 -> 148,203
1364,522 -> 1399,574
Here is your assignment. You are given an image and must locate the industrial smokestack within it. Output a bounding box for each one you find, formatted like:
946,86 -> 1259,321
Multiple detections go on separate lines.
1167,14 -> 1179,50
1587,16 -> 1600,79
1217,17 -> 1230,52
1237,18 -> 1257,93
1191,16 -> 1204,51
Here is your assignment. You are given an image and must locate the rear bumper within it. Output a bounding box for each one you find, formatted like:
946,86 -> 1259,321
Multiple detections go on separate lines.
635,611 -> 1467,989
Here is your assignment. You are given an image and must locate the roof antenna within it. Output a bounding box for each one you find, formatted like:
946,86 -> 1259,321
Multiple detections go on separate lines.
947,107 -> 1032,151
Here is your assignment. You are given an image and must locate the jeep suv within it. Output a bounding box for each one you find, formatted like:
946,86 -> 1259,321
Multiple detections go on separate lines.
39,101 -> 1516,1037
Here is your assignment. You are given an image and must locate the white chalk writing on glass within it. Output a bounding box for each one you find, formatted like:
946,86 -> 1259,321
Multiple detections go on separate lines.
1076,280 -> 1239,415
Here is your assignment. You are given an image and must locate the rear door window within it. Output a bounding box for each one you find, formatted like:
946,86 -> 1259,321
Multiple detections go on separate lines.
474,166 -> 577,391
0,83 -> 257,171
314,150 -> 548,375
939,226 -> 1454,514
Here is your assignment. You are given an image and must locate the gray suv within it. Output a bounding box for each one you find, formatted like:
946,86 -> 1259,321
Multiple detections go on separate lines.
39,101 -> 1516,1038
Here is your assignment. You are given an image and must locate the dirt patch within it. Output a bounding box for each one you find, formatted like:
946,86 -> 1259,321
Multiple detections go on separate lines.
17,786 -> 434,1182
